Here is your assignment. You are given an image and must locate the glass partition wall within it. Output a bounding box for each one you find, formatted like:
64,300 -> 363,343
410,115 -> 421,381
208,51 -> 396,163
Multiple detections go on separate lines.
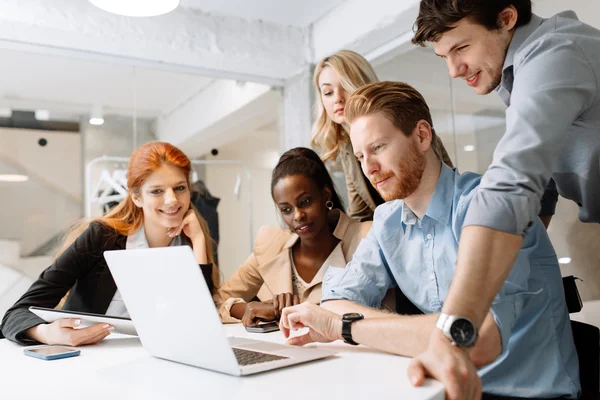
0,47 -> 276,292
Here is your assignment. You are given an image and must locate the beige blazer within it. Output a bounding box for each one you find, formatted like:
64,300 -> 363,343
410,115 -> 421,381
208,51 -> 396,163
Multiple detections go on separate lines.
339,137 -> 454,222
214,211 -> 371,322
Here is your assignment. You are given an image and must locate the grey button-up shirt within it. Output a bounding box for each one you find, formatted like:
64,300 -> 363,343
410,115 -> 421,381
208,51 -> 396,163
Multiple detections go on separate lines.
464,11 -> 600,234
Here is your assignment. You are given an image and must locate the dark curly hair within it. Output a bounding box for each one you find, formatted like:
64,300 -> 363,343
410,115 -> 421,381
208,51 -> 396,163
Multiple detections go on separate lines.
271,147 -> 344,212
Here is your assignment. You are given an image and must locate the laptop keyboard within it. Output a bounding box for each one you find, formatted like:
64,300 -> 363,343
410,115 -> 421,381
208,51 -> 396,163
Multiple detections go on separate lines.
233,347 -> 289,366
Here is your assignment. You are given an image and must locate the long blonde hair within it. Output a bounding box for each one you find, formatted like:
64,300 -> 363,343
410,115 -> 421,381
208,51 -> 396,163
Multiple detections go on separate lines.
311,50 -> 452,167
311,50 -> 378,162
56,142 -> 219,288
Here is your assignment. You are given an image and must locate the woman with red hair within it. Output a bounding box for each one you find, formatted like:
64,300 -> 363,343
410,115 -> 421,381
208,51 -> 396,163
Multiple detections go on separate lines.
1,142 -> 218,346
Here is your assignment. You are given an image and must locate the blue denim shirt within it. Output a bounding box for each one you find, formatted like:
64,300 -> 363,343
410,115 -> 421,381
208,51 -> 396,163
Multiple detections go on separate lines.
322,164 -> 580,398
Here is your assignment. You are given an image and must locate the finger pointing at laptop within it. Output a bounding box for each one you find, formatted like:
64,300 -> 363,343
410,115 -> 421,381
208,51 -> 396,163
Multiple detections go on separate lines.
280,303 -> 341,346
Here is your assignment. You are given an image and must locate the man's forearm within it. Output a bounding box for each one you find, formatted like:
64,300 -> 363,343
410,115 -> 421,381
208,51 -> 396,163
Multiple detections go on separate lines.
351,314 -> 437,356
321,299 -> 391,318
349,312 -> 501,365
443,226 -> 522,327
321,300 -> 433,356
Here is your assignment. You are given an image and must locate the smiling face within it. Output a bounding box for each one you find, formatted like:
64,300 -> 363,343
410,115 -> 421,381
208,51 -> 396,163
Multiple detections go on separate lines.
318,66 -> 350,125
272,174 -> 331,240
132,164 -> 190,231
350,113 -> 426,201
432,11 -> 516,95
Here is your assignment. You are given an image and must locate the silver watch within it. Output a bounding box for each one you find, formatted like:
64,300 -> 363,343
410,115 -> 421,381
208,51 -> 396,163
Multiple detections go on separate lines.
436,313 -> 478,348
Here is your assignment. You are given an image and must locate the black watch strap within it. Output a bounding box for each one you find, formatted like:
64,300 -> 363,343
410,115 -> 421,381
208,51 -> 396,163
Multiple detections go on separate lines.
341,313 -> 364,345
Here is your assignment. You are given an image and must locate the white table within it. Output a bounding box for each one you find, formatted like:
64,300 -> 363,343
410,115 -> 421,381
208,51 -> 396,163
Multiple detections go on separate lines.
0,324 -> 444,400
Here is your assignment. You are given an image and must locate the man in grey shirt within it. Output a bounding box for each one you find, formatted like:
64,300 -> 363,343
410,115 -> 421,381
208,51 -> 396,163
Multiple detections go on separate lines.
405,1 -> 600,399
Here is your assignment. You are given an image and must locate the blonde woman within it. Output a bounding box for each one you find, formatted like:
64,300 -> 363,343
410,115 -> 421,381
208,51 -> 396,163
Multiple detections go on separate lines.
312,50 -> 453,221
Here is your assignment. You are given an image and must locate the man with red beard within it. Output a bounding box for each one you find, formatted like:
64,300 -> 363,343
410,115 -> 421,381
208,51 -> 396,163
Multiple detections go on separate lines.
278,81 -> 580,400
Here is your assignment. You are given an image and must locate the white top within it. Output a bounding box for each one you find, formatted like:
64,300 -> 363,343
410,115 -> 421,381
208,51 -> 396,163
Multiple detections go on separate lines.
289,250 -> 309,299
105,226 -> 182,318
289,243 -> 342,299
0,324 -> 444,400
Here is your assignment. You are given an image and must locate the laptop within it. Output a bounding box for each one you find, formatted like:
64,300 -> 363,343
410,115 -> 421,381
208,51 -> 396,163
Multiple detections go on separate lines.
103,246 -> 335,376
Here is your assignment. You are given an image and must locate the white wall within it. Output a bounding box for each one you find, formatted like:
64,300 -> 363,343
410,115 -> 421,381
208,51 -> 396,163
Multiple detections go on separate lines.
0,128 -> 81,200
205,124 -> 280,281
0,128 -> 82,255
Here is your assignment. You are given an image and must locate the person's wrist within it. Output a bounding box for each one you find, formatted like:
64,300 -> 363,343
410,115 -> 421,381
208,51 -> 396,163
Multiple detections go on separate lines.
436,313 -> 478,348
192,236 -> 206,250
192,239 -> 208,264
334,318 -> 343,341
27,324 -> 47,342
432,326 -> 469,353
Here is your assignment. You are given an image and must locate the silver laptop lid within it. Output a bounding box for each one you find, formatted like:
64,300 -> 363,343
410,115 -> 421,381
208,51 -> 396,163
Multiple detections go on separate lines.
104,246 -> 240,375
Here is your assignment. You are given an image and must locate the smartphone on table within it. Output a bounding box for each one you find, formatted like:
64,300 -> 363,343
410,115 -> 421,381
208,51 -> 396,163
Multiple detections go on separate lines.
245,321 -> 280,333
24,346 -> 81,361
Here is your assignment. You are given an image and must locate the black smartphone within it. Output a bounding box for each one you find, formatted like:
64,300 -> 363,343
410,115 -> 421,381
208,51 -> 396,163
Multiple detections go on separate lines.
244,321 -> 280,333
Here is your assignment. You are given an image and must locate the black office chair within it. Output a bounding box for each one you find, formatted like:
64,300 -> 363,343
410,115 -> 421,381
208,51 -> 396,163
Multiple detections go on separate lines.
563,276 -> 600,400
395,287 -> 423,315
571,320 -> 600,400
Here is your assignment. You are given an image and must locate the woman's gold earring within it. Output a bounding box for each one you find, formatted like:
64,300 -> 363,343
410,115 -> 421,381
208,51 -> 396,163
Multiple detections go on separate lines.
326,200 -> 334,211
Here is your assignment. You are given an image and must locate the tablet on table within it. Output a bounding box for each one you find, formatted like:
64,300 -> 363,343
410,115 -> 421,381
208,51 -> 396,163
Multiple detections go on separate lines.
29,306 -> 137,336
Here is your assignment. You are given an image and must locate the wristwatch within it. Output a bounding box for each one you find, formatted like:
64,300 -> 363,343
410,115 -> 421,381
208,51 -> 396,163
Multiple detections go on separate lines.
436,313 -> 478,348
341,313 -> 364,345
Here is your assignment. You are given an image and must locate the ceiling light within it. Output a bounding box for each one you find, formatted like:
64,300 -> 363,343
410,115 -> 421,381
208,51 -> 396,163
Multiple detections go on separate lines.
89,117 -> 104,126
89,105 -> 104,126
0,174 -> 29,182
463,145 -> 475,152
89,0 -> 180,17
0,108 -> 12,118
558,257 -> 571,264
35,109 -> 50,121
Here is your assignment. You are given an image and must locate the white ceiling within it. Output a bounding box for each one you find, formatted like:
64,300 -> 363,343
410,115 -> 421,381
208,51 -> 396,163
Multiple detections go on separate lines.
0,48 -> 213,121
178,0 -> 600,30
180,0 -> 346,27
1,0 -> 597,139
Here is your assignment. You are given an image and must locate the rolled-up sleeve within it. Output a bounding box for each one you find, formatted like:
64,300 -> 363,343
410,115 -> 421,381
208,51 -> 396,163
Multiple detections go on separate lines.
321,226 -> 394,308
464,37 -> 596,234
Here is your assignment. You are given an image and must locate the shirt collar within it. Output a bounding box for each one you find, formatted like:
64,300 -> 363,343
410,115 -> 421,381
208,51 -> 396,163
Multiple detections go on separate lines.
424,163 -> 454,226
501,13 -> 544,73
401,202 -> 418,226
126,224 -> 182,250
400,163 -> 454,227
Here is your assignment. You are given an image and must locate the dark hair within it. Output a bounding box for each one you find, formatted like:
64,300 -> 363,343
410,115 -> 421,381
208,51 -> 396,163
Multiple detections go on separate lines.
271,147 -> 344,212
412,0 -> 532,46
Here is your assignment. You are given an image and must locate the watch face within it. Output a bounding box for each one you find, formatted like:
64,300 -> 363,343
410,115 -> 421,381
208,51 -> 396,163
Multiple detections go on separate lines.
450,318 -> 477,347
342,313 -> 363,321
